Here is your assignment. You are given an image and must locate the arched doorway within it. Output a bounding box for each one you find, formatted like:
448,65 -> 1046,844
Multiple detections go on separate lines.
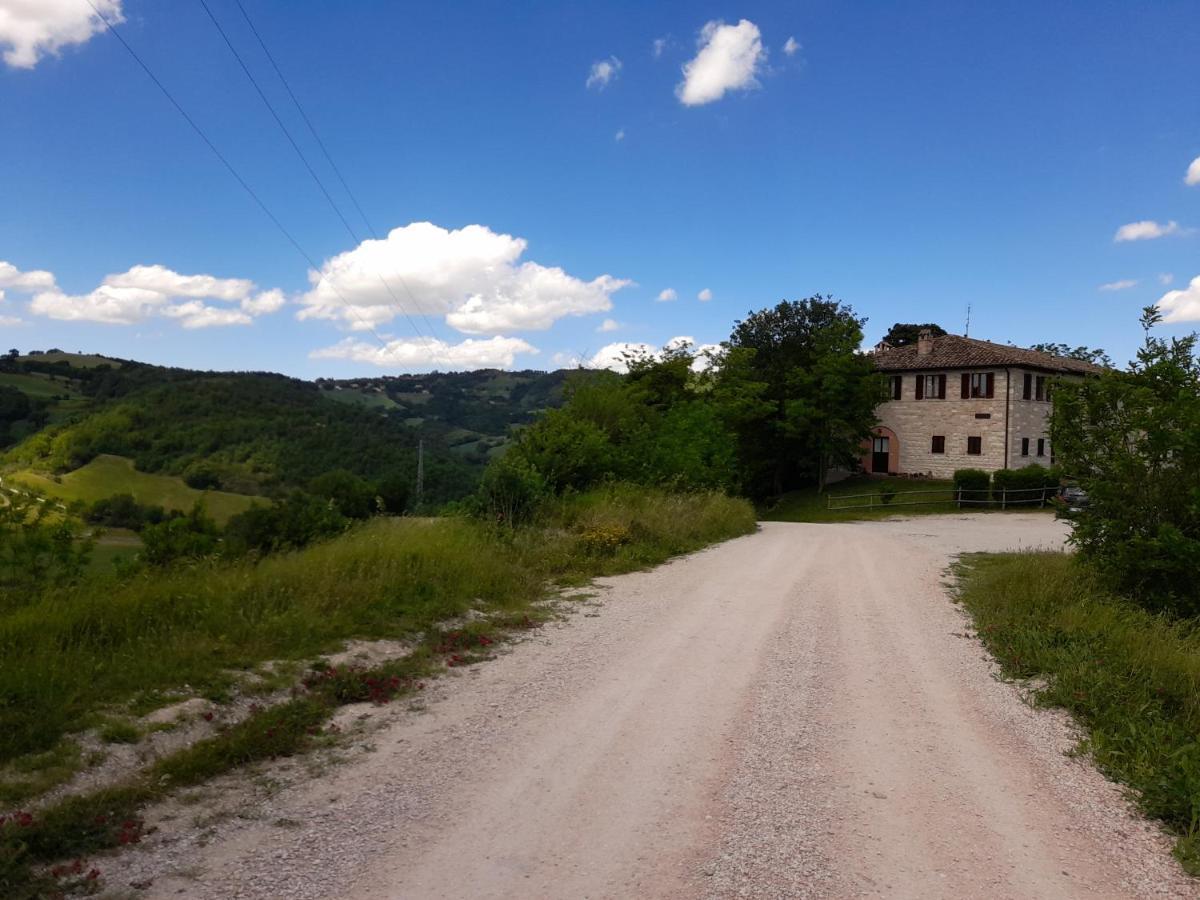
861,426 -> 899,475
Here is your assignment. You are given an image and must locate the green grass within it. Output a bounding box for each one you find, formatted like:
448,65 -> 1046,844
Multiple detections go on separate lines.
955,552 -> 1200,873
323,387 -> 397,410
87,528 -> 143,574
0,486 -> 754,764
0,373 -> 81,400
16,352 -> 117,369
11,455 -> 258,525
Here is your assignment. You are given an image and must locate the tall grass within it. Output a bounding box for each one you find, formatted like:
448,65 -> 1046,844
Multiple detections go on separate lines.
956,552 -> 1200,872
0,486 -> 755,764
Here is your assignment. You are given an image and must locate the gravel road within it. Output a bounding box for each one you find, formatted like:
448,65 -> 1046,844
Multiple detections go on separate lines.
133,514 -> 1196,899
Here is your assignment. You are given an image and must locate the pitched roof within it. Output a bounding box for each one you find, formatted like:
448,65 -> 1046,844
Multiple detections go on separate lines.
870,333 -> 1104,375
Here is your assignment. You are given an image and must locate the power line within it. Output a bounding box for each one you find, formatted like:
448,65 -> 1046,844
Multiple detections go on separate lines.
195,0 -> 439,353
232,0 -> 448,348
231,0 -> 448,348
83,0 -> 390,346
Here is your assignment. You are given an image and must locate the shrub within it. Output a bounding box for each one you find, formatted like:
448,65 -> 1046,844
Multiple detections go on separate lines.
223,493 -> 347,557
991,464 -> 1058,502
139,503 -> 219,565
953,468 -> 990,504
878,483 -> 897,505
1050,308 -> 1200,616
478,453 -> 546,526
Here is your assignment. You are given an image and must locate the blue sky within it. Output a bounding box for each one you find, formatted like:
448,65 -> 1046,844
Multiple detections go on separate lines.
1,0 -> 1198,376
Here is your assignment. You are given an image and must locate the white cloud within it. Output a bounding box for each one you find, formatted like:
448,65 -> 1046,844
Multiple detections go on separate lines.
614,128 -> 625,142
1157,276 -> 1200,323
586,56 -> 622,90
298,222 -> 629,335
586,342 -> 657,372
0,315 -> 25,327
597,318 -> 620,333
26,263 -> 282,328
0,0 -> 122,69
676,19 -> 766,107
657,288 -> 677,302
161,301 -> 253,329
653,37 -> 667,59
586,337 -> 719,373
312,335 -> 536,370
1186,157 -> 1200,187
783,36 -> 800,56
1159,273 -> 1175,286
241,288 -> 286,315
697,287 -> 713,302
0,261 -> 56,292
1098,279 -> 1137,292
1114,220 -> 1181,242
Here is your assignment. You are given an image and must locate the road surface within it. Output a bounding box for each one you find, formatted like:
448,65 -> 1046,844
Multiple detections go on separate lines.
137,514 -> 1195,899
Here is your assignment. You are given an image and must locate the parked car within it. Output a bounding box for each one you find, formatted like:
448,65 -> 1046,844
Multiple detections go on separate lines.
1055,484 -> 1089,518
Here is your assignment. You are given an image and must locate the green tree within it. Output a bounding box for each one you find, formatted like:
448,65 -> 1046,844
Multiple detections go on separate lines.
1029,342 -> 1112,367
720,297 -> 882,495
881,322 -> 946,347
1049,307 -> 1200,615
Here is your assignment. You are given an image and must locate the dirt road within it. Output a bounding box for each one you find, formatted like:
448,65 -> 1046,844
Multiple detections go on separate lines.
137,515 -> 1195,899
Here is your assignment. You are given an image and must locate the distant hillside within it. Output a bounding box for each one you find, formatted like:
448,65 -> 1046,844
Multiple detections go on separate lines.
0,351 -> 583,507
320,369 -> 592,463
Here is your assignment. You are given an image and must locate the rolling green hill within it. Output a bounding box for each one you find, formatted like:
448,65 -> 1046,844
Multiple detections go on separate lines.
11,455 -> 258,524
1,350 -> 581,512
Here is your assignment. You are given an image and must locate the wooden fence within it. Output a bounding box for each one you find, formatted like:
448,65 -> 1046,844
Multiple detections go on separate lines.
827,486 -> 1055,511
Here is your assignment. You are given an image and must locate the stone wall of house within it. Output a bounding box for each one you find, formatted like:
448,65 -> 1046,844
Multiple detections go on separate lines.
874,367 -> 1067,478
1008,367 -> 1054,466
875,369 -> 1010,478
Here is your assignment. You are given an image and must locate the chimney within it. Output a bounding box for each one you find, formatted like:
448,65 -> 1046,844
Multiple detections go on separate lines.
917,329 -> 934,356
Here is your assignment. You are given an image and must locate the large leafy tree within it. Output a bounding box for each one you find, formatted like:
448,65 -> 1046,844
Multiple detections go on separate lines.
1049,307 -> 1200,615
719,296 -> 881,496
881,322 -> 946,347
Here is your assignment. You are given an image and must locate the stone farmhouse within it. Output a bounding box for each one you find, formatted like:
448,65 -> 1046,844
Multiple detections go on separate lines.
862,330 -> 1103,479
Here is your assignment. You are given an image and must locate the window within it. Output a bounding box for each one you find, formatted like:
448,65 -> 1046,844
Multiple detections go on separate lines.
1037,438 -> 1046,457
931,435 -> 945,454
1021,438 -> 1030,457
967,436 -> 982,455
887,375 -> 901,400
1034,375 -> 1047,402
1023,373 -> 1033,400
916,373 -> 946,400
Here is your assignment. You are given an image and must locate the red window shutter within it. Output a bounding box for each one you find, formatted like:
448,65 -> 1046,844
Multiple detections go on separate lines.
915,374 -> 924,400
961,373 -> 970,399
985,373 -> 994,398
938,373 -> 947,399
1023,373 -> 1032,400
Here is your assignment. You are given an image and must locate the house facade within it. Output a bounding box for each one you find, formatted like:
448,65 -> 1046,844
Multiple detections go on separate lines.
862,330 -> 1102,479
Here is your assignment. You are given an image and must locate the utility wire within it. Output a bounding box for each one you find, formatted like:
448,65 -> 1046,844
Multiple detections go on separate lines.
195,0 -> 439,354
83,0 -> 390,346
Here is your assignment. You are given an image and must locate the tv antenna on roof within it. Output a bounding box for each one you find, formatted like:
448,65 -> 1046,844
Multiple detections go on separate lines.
965,304 -> 971,337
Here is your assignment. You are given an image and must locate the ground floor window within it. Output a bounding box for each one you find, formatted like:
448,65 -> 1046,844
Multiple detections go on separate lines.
931,435 -> 945,454
967,436 -> 982,455
1021,437 -> 1029,456
1037,438 -> 1046,457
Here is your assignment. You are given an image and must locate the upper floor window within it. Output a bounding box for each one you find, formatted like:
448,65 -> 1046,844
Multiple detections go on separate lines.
962,371 -> 995,399
1024,373 -> 1049,401
916,373 -> 946,399
884,374 -> 902,401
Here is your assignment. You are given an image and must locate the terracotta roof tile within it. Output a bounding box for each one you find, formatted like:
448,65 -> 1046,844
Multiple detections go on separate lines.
870,334 -> 1104,375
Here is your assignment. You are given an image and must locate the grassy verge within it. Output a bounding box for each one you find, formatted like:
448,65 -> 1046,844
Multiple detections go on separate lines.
2,485 -> 753,764
955,552 -> 1200,873
0,485 -> 753,895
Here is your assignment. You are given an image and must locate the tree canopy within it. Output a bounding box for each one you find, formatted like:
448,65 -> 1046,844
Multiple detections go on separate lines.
881,322 -> 947,347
